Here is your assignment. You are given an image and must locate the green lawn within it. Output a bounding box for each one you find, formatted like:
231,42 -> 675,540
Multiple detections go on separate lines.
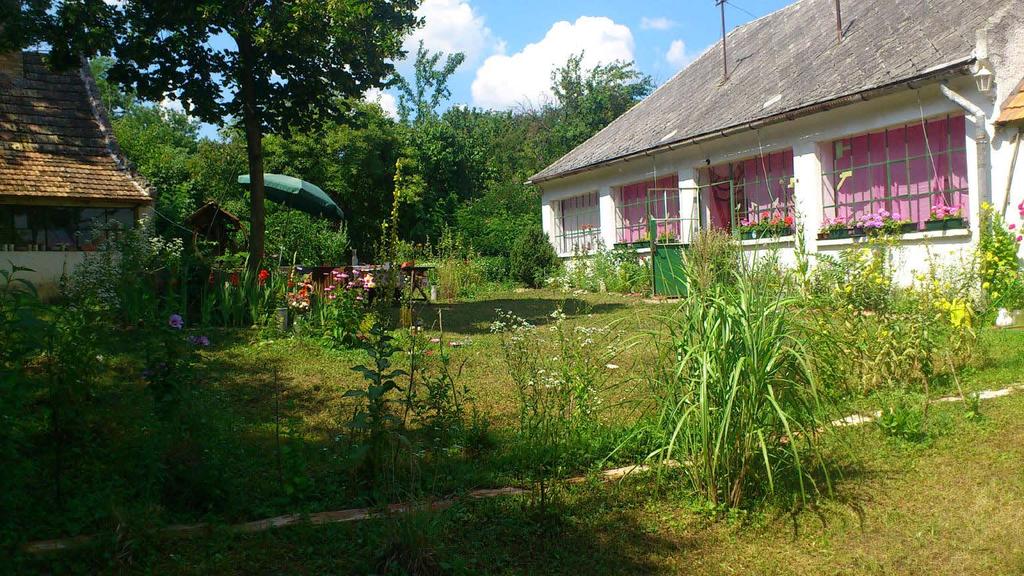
21,288 -> 1024,574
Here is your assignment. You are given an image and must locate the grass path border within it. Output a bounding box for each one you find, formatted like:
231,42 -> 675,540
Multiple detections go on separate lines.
24,383 -> 1023,555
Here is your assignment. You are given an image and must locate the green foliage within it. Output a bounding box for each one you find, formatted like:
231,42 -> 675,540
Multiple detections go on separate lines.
431,228 -> 487,301
65,219 -> 186,326
491,308 -> 626,509
397,41 -> 465,125
265,211 -> 349,266
977,203 -> 1024,309
548,53 -> 655,157
685,228 -> 739,293
373,509 -> 450,576
876,393 -> 929,442
648,262 -> 829,508
510,227 -> 561,288
346,325 -> 408,479
810,242 -> 896,313
557,244 -> 651,295
201,264 -> 285,328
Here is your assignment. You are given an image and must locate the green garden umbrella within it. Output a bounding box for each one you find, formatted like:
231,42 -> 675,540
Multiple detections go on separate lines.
237,173 -> 344,220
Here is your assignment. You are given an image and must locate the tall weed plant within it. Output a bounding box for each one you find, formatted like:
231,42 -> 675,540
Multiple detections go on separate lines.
491,307 -> 627,509
647,261 -> 829,508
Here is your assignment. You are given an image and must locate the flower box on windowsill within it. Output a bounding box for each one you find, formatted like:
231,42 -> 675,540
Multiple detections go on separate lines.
924,217 -> 967,232
899,221 -> 920,234
631,240 -> 651,250
742,227 -> 794,240
818,228 -> 849,240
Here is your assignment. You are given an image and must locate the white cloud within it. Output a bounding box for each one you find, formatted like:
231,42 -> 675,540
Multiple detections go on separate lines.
641,16 -> 676,31
665,39 -> 690,68
471,16 -> 635,110
364,88 -> 399,119
405,0 -> 501,65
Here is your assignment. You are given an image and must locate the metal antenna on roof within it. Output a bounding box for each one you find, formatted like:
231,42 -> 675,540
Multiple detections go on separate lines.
834,0 -> 843,43
716,0 -> 729,83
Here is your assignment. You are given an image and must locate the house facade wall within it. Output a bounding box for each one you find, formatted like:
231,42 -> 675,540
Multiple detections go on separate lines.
0,203 -> 153,300
541,69 -> 1024,286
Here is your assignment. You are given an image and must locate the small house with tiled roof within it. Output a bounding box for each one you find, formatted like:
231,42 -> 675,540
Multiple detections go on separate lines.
532,0 -> 1024,293
0,51 -> 152,295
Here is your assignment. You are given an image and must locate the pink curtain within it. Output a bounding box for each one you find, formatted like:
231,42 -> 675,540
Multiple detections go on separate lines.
832,115 -> 968,227
616,175 -> 678,242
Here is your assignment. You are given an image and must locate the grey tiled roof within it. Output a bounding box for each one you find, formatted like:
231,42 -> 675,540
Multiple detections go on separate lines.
532,0 -> 1018,183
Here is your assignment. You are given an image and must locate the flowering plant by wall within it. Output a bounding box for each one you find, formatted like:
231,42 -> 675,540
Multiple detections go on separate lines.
977,202 -> 1024,309
929,203 -> 963,222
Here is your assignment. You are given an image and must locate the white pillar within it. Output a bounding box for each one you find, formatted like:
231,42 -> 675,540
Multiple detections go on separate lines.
599,185 -> 616,249
793,141 -> 822,253
678,167 -> 698,243
541,197 -> 556,252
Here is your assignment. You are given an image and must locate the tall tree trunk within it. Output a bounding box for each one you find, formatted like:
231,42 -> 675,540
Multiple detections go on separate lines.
237,32 -> 265,266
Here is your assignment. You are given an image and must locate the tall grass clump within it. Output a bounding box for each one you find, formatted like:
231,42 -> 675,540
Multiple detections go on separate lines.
648,258 -> 829,508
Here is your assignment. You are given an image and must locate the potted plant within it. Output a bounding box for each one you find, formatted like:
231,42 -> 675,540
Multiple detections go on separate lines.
925,204 -> 966,231
818,216 -> 848,240
737,218 -> 759,240
656,229 -> 678,244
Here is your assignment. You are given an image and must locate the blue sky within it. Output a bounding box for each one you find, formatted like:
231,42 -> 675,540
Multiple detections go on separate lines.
374,0 -> 794,113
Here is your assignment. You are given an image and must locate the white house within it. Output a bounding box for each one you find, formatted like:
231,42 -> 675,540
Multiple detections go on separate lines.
0,52 -> 153,298
531,0 -> 1024,286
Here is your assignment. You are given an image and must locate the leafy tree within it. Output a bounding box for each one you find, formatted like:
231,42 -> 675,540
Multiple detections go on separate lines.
41,0 -> 420,266
396,40 -> 465,125
547,53 -> 655,158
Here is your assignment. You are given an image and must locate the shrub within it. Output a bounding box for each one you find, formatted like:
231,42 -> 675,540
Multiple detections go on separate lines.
65,218 -> 185,325
509,227 -> 560,288
977,202 -> 1024,310
809,241 -> 895,313
556,243 -> 651,295
265,210 -> 349,266
647,261 -> 829,508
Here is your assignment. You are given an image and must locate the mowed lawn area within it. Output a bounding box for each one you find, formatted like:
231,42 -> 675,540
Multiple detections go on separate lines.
27,288 -> 1024,575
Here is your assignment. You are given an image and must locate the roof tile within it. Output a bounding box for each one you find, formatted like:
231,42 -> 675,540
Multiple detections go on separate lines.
0,52 -> 151,203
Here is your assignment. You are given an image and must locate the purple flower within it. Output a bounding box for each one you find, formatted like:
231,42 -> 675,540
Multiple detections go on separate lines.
188,335 -> 210,347
168,314 -> 184,330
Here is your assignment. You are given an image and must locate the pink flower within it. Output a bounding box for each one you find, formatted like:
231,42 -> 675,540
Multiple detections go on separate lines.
429,337 -> 441,344
1009,224 -> 1017,230
1018,235 -> 1023,242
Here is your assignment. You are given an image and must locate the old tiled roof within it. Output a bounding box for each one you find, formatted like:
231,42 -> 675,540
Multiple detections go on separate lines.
996,77 -> 1024,125
0,52 -> 151,203
532,0 -> 1023,184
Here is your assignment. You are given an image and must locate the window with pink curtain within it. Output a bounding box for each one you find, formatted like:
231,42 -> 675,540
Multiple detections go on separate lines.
696,150 -> 795,231
822,114 -> 968,228
614,174 -> 679,243
555,191 -> 600,254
